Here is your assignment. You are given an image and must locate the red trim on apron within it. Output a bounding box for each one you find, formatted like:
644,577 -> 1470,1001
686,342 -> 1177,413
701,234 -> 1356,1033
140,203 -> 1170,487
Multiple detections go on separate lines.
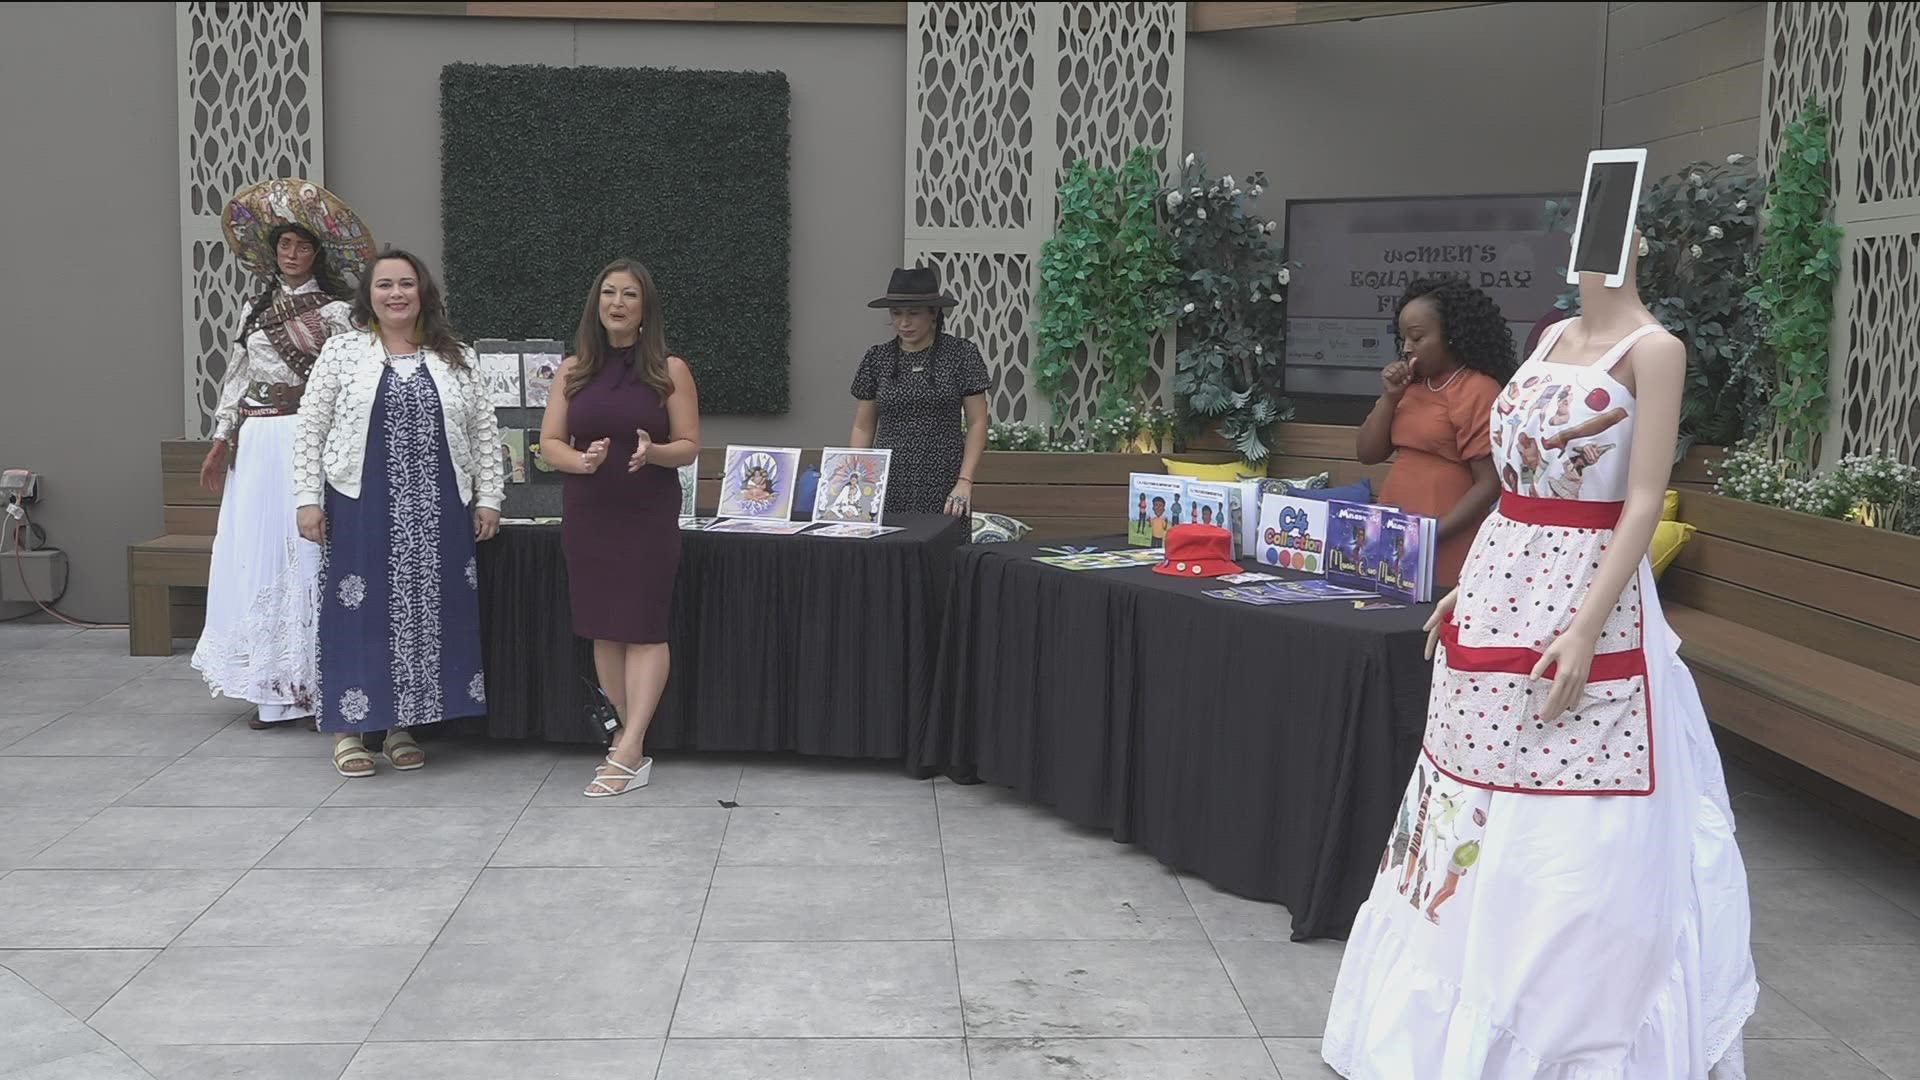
1498,493 -> 1623,529
1439,619 -> 1647,682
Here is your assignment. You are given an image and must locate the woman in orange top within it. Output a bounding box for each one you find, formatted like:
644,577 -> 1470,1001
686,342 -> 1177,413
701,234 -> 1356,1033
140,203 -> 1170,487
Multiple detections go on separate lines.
1356,277 -> 1516,588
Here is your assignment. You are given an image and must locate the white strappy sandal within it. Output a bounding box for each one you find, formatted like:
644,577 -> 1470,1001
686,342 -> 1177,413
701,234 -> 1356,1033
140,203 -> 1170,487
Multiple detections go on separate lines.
583,755 -> 653,798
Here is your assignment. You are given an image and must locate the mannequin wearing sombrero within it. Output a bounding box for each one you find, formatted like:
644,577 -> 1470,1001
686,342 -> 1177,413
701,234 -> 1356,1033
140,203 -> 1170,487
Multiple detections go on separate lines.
190,177 -> 372,731
848,266 -> 991,517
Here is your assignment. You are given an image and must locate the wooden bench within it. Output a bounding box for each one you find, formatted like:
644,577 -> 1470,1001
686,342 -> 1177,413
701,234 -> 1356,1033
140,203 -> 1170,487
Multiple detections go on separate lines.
1666,491 -> 1920,823
128,440 -> 217,655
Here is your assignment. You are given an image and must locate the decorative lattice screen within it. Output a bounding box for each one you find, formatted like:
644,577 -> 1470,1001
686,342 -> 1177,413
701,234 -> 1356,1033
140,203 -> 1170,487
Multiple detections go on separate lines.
176,2 -> 324,437
1768,2 -> 1920,467
906,1 -> 1183,429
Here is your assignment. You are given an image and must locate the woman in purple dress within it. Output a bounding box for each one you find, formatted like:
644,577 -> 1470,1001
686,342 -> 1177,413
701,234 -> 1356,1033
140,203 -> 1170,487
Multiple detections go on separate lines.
539,259 -> 702,797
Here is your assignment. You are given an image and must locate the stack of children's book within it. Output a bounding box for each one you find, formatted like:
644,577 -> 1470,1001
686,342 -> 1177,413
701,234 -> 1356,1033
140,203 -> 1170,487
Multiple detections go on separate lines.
1239,490 -> 1437,605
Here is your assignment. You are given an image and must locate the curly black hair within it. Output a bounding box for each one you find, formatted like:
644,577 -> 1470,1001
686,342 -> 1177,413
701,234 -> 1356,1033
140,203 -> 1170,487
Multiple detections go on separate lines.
1392,276 -> 1518,385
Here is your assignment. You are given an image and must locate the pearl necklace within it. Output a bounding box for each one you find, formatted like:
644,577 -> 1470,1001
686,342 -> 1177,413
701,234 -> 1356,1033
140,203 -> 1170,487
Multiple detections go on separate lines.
1424,365 -> 1464,393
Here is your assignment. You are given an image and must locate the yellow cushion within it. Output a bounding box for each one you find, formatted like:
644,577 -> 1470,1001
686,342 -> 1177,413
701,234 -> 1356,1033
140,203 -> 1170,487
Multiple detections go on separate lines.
1650,519 -> 1694,577
1662,489 -> 1680,522
1161,457 -> 1254,482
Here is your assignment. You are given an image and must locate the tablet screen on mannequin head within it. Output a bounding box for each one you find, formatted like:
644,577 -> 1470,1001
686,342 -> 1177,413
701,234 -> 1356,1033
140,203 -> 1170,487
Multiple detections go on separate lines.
1565,149 -> 1648,288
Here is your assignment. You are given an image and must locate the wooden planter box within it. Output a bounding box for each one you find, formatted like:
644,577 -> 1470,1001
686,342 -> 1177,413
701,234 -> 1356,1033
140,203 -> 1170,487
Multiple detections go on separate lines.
1667,490 -> 1920,824
972,449 -> 1237,540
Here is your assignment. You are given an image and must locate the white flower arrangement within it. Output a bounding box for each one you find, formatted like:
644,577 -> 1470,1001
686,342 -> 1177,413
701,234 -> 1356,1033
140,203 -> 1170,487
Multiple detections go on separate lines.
1708,225 -> 1725,240
1275,267 -> 1291,286
1197,208 -> 1207,221
1185,152 -> 1196,168
1736,198 -> 1749,212
1690,244 -> 1704,258
1727,153 -> 1748,164
1183,301 -> 1196,314
1221,174 -> 1235,190
1166,191 -> 1184,210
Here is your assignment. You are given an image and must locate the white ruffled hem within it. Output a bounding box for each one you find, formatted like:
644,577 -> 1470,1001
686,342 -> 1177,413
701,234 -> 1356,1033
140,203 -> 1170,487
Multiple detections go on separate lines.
1322,905 -> 1757,1080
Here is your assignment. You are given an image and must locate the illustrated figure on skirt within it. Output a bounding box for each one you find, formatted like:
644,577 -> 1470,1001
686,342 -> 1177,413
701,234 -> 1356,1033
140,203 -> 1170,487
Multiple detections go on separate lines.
1321,229 -> 1755,1077
539,259 -> 701,797
293,249 -> 504,777
192,178 -> 372,729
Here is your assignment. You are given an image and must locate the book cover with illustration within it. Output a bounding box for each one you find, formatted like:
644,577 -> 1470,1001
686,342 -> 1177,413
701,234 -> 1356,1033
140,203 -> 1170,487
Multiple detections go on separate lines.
1257,494 -> 1330,574
678,462 -> 697,518
521,348 -> 562,408
1182,482 -> 1240,556
814,448 -> 892,525
528,438 -> 559,479
1376,510 -> 1437,604
499,429 -> 528,485
717,446 -> 802,520
1127,474 -> 1187,547
475,343 -> 524,408
1324,500 -> 1388,593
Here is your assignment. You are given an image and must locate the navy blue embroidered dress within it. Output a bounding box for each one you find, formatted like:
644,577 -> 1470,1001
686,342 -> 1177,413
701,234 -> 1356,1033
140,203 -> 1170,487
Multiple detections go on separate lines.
316,354 -> 486,733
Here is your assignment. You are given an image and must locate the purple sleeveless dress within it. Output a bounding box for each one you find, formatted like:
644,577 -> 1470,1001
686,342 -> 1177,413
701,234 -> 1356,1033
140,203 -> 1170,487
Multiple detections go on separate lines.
560,347 -> 682,644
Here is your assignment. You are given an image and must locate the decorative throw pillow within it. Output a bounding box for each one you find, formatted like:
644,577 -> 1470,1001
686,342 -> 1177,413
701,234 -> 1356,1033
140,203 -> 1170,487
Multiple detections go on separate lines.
1161,457 -> 1254,482
970,512 -> 1031,544
1280,478 -> 1373,504
1254,472 -> 1332,498
1651,520 -> 1695,577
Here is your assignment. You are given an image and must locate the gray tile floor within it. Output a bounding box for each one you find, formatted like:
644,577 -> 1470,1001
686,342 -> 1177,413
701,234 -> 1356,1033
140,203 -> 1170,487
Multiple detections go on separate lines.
2,620 -> 1917,1078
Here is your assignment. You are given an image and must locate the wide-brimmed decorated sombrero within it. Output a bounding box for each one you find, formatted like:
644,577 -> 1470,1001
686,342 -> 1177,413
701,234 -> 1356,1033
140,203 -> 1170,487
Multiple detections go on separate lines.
222,177 -> 375,281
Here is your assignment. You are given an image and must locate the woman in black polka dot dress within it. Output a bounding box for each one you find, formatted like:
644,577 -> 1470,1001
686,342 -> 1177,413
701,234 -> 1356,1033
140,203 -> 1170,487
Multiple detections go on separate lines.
848,267 -> 991,517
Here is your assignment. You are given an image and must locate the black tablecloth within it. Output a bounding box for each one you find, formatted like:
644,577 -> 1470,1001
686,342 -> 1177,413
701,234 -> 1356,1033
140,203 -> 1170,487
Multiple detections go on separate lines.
469,514 -> 968,754
909,537 -> 1433,940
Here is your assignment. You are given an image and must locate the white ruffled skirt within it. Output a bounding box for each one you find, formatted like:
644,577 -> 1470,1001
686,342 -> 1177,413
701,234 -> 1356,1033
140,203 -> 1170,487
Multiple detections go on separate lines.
1322,565 -> 1757,1078
190,415 -> 322,720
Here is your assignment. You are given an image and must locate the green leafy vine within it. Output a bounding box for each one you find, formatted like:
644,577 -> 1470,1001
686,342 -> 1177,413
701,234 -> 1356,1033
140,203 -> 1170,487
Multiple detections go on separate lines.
1748,98 -> 1843,471
1034,146 -> 1180,428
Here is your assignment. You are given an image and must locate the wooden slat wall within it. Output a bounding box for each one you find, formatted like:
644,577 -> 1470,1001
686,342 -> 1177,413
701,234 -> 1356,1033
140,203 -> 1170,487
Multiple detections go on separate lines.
1670,490 -> 1920,683
1601,2 -> 1763,175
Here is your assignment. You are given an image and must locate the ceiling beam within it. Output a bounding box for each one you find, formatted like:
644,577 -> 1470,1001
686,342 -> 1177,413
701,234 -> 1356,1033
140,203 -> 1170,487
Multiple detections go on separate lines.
321,2 -> 909,26
1188,2 -> 1495,33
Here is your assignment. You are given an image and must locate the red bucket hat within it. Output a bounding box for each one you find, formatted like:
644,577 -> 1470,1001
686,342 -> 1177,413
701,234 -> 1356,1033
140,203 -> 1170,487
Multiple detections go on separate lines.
1154,524 -> 1239,578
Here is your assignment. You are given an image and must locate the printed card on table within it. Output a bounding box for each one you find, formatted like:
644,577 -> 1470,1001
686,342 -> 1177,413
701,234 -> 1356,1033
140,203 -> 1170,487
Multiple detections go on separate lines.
1127,473 -> 1187,547
1257,494 -> 1329,575
811,523 -> 903,539
705,518 -> 814,535
717,445 -> 803,520
814,448 -> 892,525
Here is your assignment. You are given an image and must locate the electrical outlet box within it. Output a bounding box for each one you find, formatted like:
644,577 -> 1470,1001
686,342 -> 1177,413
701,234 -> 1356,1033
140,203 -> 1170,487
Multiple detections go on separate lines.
0,548 -> 66,603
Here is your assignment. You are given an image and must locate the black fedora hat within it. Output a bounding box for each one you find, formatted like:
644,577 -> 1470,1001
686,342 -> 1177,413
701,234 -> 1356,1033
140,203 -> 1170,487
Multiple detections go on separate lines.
867,266 -> 960,309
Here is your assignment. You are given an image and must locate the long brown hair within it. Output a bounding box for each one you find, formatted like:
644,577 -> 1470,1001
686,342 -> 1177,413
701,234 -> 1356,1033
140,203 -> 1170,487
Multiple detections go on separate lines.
565,259 -> 671,399
351,247 -> 467,367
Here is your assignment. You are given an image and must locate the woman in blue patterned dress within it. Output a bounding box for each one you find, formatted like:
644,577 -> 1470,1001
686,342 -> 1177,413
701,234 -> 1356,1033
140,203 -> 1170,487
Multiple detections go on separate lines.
294,249 -> 504,777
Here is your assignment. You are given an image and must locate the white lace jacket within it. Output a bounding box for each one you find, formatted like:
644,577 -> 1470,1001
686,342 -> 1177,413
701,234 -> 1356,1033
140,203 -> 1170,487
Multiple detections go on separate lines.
292,330 -> 505,512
